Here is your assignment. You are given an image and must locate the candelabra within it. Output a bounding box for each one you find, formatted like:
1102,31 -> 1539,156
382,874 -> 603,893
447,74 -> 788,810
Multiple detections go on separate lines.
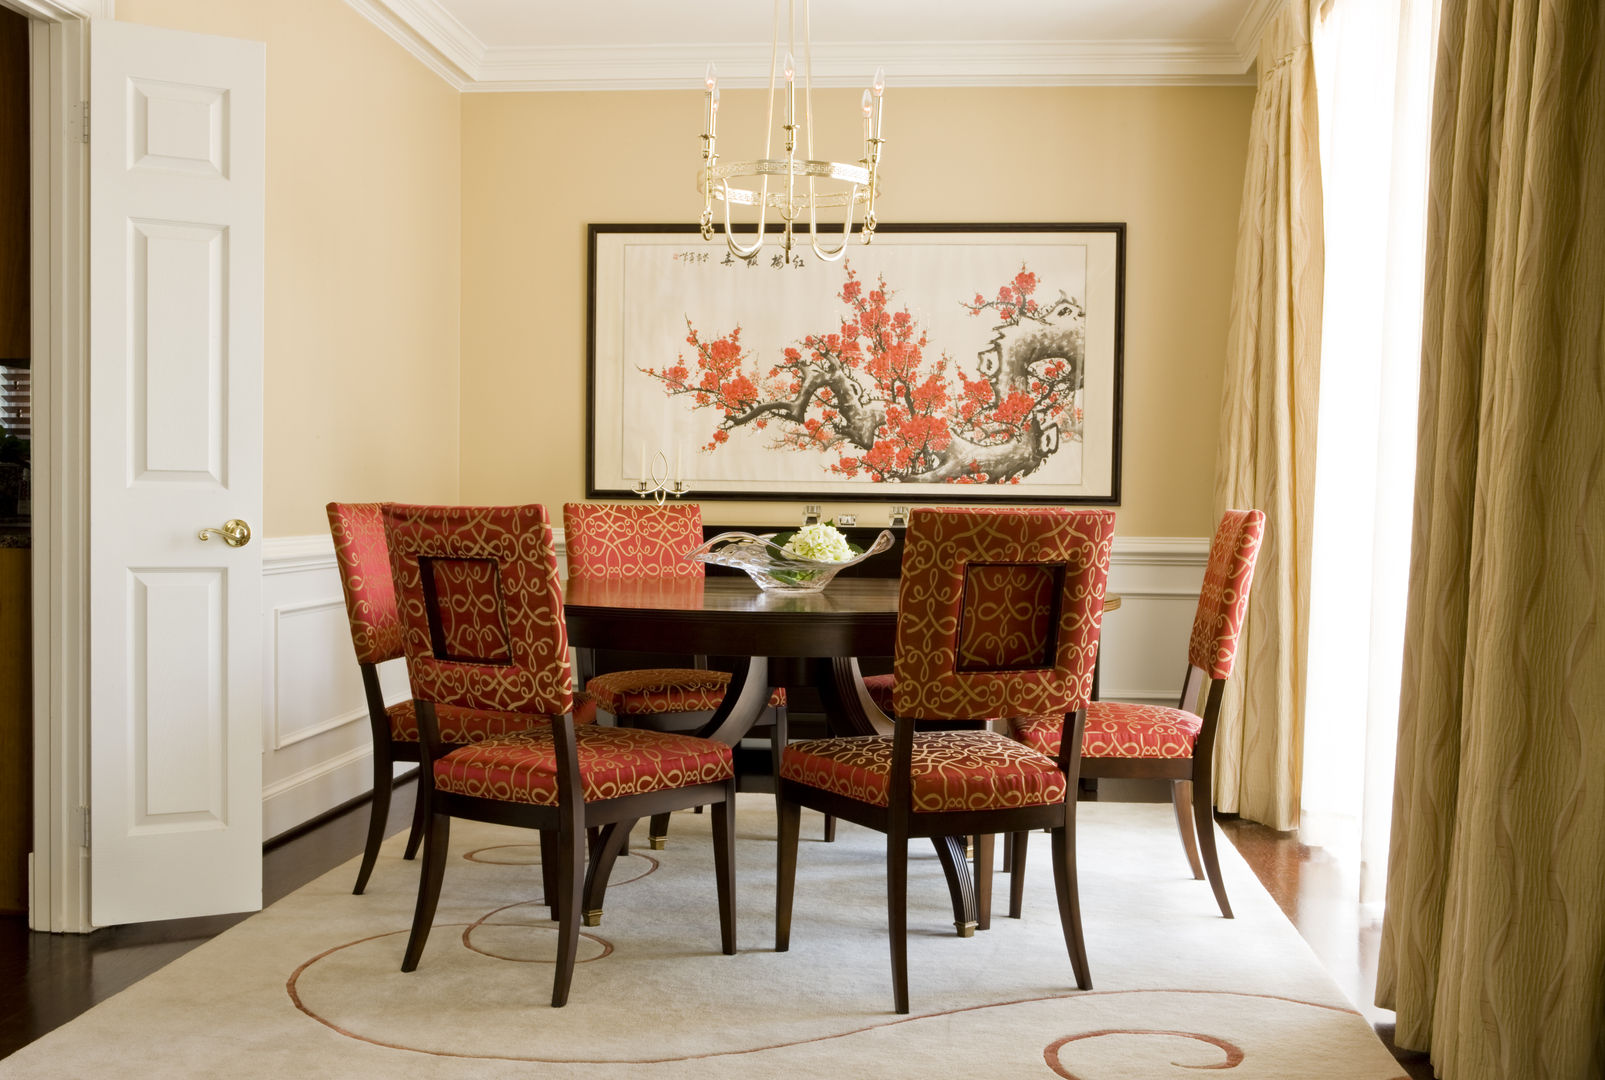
697,0 -> 885,261
635,449 -> 691,505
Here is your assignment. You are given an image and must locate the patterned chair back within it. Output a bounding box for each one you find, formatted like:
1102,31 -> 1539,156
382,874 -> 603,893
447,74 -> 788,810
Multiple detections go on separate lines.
563,502 -> 705,579
383,504 -> 573,718
327,501 -> 404,665
1186,510 -> 1267,680
891,507 -> 1116,722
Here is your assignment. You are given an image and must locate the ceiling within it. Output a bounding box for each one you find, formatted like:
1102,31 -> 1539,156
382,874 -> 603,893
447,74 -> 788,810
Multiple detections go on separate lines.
345,0 -> 1274,92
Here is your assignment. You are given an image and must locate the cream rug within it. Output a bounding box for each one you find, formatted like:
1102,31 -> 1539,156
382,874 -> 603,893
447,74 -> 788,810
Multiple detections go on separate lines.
1,798 -> 1406,1079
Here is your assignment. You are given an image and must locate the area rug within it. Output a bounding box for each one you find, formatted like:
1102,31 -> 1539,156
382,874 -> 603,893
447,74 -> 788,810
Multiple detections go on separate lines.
0,797 -> 1405,1079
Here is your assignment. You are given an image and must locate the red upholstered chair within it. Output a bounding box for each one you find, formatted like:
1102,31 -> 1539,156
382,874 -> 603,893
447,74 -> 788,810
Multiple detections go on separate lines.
386,503 -> 736,1007
327,502 -> 568,895
1007,509 -> 1265,920
776,507 -> 1115,1013
564,501 -> 786,848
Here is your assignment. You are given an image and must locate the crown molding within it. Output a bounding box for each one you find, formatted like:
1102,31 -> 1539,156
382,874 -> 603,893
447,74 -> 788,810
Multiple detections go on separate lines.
9,0 -> 112,19
346,0 -> 1260,92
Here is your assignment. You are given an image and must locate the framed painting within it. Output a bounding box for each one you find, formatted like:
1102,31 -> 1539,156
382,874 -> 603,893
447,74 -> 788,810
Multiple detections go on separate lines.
587,222 -> 1124,503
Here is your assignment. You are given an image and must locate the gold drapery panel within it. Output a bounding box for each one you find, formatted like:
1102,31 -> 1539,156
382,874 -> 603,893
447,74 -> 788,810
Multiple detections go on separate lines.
1376,0 -> 1605,1075
1211,0 -> 1324,831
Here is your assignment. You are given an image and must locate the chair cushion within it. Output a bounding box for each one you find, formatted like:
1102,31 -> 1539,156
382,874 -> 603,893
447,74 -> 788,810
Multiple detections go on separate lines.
1010,701 -> 1203,760
434,725 -> 734,807
587,668 -> 785,716
861,672 -> 896,714
386,695 -> 596,744
780,730 -> 1067,813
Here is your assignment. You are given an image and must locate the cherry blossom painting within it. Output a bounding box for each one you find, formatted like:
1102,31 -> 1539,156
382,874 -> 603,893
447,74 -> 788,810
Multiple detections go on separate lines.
587,224 -> 1124,503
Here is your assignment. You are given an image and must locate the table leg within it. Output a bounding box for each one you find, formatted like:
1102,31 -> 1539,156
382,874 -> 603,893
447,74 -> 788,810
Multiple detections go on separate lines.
932,835 -> 979,937
695,655 -> 772,746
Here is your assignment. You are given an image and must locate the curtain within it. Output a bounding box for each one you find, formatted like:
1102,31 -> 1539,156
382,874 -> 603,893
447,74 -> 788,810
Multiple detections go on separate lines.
1211,0 -> 1324,831
1376,0 -> 1605,1074
1300,0 -> 1438,903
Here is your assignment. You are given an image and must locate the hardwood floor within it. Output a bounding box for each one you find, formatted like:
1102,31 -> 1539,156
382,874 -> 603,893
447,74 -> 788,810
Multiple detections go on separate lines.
1,781 -> 1433,1076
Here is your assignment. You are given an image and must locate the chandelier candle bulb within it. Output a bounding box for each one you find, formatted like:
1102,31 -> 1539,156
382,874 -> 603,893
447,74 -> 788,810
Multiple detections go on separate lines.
861,89 -> 872,141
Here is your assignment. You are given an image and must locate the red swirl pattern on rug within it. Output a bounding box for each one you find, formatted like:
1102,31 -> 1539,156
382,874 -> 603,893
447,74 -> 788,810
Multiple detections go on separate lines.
1043,1029 -> 1244,1077
327,501 -> 404,664
1011,702 -> 1204,761
383,503 -> 573,717
781,730 -> 1067,812
892,507 -> 1115,722
1185,510 -> 1265,680
562,502 -> 705,579
434,725 -> 733,807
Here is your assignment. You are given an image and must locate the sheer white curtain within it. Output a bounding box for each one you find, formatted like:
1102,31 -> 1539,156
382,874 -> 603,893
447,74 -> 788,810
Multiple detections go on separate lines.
1301,0 -> 1439,904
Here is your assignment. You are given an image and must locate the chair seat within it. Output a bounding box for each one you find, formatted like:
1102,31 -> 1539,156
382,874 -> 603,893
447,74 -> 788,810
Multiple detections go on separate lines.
1010,701 -> 1204,760
861,672 -> 896,713
781,730 -> 1067,813
386,694 -> 596,744
434,725 -> 734,807
586,667 -> 786,716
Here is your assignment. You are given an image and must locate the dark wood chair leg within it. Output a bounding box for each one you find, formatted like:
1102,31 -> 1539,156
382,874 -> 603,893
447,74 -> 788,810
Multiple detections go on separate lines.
353,740 -> 395,894
1002,831 -> 1013,873
974,833 -> 995,932
1172,779 -> 1204,880
1008,830 -> 1029,918
539,829 -> 559,921
402,767 -> 428,861
823,814 -> 837,842
775,796 -> 801,951
711,781 -> 737,955
1050,821 -> 1092,990
888,832 -> 910,1014
400,813 -> 451,972
550,808 -> 587,1007
1192,773 -> 1233,918
579,820 -> 634,927
647,811 -> 672,850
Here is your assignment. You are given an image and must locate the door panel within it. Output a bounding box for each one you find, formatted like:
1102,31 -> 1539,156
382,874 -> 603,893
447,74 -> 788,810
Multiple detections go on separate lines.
89,19 -> 264,926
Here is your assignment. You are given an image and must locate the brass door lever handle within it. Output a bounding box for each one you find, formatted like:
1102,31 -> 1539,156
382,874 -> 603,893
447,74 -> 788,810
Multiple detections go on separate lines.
198,519 -> 253,547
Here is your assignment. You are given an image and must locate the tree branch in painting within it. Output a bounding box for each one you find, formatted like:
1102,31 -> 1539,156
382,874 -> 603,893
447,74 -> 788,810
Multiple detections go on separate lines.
639,263 -> 1086,484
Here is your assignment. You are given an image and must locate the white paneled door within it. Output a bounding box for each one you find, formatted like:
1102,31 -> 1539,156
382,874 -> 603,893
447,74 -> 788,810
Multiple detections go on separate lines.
89,20 -> 265,925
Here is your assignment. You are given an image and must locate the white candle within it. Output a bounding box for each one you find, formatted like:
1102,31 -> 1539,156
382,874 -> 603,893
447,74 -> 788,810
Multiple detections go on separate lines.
639,443 -> 645,482
676,446 -> 683,487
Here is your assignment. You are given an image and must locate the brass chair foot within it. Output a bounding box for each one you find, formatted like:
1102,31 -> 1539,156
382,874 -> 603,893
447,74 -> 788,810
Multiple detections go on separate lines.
582,909 -> 603,927
954,920 -> 977,938
648,835 -> 667,850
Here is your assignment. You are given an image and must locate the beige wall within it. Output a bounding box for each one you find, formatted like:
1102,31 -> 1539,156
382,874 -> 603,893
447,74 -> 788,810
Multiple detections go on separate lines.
460,86 -> 1253,536
117,0 -> 463,537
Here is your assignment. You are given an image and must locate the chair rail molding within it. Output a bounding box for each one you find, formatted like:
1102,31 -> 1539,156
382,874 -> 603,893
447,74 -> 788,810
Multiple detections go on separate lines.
342,0 -> 1262,93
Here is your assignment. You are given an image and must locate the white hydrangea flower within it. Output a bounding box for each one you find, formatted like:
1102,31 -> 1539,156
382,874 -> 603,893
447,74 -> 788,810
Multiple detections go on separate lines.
782,523 -> 856,562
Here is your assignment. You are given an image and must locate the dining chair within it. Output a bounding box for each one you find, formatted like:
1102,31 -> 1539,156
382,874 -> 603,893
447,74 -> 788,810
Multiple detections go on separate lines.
564,501 -> 787,848
1006,509 -> 1265,920
775,506 -> 1115,1013
327,501 -> 583,895
385,502 -> 737,1007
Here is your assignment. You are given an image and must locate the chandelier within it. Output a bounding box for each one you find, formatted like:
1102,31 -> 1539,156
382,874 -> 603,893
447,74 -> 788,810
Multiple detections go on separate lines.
697,0 -> 885,262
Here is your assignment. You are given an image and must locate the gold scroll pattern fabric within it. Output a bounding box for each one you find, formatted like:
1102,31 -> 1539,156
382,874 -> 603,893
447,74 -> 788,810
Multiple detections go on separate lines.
1376,1 -> 1605,1077
1211,0 -> 1325,832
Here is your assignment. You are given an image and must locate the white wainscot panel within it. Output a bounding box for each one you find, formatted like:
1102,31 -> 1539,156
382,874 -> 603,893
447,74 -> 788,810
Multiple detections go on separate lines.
260,536 -> 409,841
1099,537 -> 1209,705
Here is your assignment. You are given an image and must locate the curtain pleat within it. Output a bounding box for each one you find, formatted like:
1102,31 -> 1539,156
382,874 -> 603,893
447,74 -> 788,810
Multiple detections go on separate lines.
1211,0 -> 1324,831
1376,0 -> 1605,1075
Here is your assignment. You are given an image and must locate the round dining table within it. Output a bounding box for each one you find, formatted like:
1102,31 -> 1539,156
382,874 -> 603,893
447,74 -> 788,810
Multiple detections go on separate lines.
562,573 -> 1120,936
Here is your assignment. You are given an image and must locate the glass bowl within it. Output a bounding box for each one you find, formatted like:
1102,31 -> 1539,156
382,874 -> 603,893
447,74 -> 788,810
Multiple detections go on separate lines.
687,529 -> 896,593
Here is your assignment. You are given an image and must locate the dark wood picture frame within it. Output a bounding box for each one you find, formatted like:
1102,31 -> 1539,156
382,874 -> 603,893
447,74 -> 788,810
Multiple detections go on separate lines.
587,222 -> 1125,504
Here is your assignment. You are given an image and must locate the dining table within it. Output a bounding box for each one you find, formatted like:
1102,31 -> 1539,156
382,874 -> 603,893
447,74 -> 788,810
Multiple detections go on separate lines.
562,572 -> 1120,936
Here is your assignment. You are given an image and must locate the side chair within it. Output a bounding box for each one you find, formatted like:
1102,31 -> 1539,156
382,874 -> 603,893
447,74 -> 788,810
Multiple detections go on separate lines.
384,502 -> 737,1007
776,506 -> 1116,1013
327,501 -> 582,895
564,501 -> 787,849
1006,508 -> 1265,919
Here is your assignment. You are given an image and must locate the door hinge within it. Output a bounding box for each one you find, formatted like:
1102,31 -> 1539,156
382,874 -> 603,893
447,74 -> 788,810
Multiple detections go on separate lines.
79,101 -> 89,143
79,806 -> 90,848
